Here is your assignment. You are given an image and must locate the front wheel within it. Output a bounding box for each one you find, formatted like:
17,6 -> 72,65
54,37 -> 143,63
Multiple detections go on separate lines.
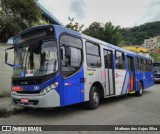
87,86 -> 100,109
136,82 -> 143,96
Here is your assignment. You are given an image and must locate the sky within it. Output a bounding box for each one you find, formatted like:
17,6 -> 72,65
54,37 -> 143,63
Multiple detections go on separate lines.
38,0 -> 160,28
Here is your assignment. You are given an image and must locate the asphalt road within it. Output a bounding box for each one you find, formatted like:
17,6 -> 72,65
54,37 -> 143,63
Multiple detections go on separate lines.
0,84 -> 160,134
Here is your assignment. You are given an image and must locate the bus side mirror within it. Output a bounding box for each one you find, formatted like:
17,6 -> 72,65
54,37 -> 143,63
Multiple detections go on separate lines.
5,47 -> 14,67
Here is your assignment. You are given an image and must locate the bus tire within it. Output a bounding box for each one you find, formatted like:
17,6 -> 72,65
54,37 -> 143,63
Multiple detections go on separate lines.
87,86 -> 100,109
136,82 -> 143,96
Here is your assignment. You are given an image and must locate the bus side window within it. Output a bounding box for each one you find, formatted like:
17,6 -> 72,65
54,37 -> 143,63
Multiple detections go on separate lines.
143,59 -> 145,71
86,42 -> 101,67
148,61 -> 152,72
138,57 -> 141,71
141,59 -> 144,71
136,57 -> 140,71
145,60 -> 147,72
142,59 -> 147,72
115,51 -> 125,70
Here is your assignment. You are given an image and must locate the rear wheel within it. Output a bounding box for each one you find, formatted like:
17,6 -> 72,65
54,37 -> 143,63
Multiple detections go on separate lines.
87,86 -> 100,109
136,82 -> 143,96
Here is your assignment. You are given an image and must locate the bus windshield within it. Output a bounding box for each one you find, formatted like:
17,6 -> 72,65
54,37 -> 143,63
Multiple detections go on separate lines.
13,40 -> 58,77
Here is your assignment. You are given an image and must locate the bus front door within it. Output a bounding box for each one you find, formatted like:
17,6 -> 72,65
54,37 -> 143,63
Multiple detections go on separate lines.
103,49 -> 115,96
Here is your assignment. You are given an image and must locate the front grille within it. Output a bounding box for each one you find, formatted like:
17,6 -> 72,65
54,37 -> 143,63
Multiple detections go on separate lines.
12,78 -> 43,85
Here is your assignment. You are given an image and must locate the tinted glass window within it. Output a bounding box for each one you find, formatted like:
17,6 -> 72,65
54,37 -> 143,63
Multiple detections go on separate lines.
143,59 -> 147,71
86,55 -> 101,67
147,60 -> 152,72
70,47 -> 82,67
139,58 -> 142,71
13,41 -> 58,77
136,57 -> 142,71
86,42 -> 99,56
60,35 -> 82,78
86,42 -> 101,67
60,35 -> 82,49
104,50 -> 113,69
115,51 -> 125,69
136,57 -> 139,71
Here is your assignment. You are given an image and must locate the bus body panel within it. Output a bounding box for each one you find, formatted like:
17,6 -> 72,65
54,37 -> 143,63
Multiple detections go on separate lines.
63,67 -> 85,106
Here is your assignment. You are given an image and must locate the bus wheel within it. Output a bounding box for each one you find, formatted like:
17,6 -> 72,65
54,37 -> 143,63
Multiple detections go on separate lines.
136,82 -> 143,96
87,86 -> 100,109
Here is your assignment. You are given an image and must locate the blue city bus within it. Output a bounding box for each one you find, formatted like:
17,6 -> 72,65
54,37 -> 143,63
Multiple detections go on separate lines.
5,25 -> 154,109
153,63 -> 160,83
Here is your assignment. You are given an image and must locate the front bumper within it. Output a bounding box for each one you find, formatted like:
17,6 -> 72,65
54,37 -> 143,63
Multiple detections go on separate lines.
11,89 -> 60,108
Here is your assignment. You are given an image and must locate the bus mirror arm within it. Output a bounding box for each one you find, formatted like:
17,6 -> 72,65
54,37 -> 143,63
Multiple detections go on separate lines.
5,52 -> 8,63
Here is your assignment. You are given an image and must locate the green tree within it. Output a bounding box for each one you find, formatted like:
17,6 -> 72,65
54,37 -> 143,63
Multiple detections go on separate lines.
119,21 -> 160,45
66,17 -> 84,32
103,22 -> 122,45
151,49 -> 160,62
82,22 -> 104,40
0,0 -> 41,42
83,21 -> 122,45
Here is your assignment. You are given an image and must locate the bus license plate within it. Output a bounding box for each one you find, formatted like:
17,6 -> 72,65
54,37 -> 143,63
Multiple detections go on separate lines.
21,98 -> 29,103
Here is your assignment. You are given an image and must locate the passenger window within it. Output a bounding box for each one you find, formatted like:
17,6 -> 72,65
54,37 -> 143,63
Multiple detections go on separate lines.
104,50 -> 113,69
86,42 -> 101,67
136,57 -> 140,71
115,51 -> 125,69
147,61 -> 152,72
142,59 -> 147,72
139,58 -> 142,71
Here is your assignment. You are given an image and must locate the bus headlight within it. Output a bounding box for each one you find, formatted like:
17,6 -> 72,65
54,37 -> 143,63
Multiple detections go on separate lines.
50,82 -> 59,89
12,91 -> 17,95
40,82 -> 58,95
40,87 -> 51,95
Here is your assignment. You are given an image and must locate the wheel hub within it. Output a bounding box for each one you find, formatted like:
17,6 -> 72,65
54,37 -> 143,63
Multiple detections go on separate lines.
93,92 -> 99,104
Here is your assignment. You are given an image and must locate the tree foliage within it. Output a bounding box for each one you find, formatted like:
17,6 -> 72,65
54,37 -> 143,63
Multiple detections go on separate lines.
151,49 -> 160,62
120,21 -> 160,45
83,22 -> 122,45
0,0 -> 41,42
66,17 -> 84,32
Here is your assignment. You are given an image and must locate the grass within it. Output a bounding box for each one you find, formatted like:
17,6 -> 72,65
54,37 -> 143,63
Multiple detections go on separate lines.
0,92 -> 10,98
